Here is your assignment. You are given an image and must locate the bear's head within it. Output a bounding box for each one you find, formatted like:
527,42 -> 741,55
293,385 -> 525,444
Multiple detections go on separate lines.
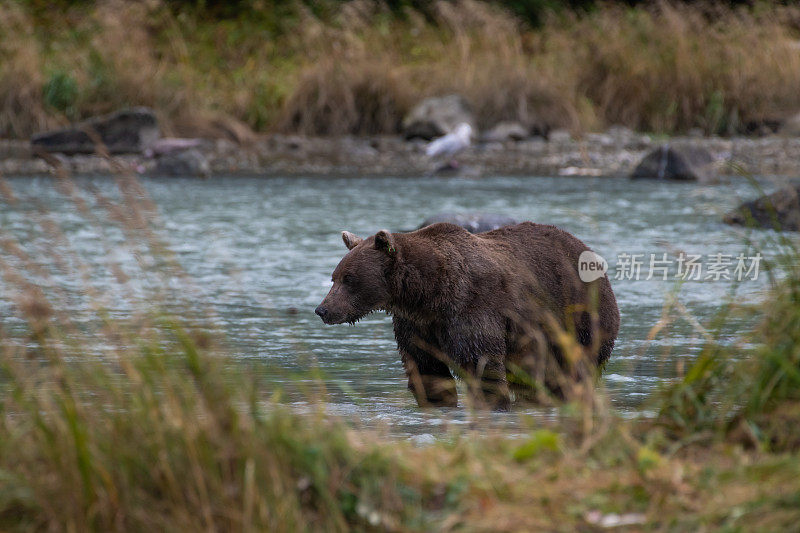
315,229 -> 397,325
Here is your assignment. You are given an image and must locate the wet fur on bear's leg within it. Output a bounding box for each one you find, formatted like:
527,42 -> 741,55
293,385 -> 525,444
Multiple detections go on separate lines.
395,318 -> 457,407
440,316 -> 511,409
466,357 -> 511,410
401,352 -> 457,408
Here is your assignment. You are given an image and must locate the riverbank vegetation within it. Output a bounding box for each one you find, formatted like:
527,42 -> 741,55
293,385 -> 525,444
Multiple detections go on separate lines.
4,0 -> 800,139
0,169 -> 800,529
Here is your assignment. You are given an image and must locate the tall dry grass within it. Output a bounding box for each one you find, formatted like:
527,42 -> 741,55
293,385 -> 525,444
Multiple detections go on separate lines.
284,0 -> 800,135
3,0 -> 800,137
555,3 -> 800,134
0,3 -> 55,136
282,0 -> 587,134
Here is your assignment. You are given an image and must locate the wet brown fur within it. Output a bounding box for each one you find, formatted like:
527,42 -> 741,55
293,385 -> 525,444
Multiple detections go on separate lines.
316,222 -> 620,409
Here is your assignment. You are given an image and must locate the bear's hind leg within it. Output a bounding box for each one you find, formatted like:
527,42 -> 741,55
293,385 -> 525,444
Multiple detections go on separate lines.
467,357 -> 510,410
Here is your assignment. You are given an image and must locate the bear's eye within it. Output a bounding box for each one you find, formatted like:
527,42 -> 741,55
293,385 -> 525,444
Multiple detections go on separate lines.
342,274 -> 354,285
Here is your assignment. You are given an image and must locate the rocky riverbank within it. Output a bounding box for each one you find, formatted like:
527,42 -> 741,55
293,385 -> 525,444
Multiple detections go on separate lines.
4,129 -> 800,179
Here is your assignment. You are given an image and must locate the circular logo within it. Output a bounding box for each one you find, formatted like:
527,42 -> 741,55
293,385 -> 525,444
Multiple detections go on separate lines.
578,250 -> 608,282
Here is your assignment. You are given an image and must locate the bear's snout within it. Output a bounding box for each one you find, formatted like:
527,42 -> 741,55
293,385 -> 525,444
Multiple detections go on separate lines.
316,284 -> 358,324
315,305 -> 330,323
316,300 -> 347,324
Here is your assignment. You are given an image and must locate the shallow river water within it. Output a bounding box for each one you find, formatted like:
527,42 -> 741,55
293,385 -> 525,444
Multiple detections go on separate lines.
0,174 -> 788,436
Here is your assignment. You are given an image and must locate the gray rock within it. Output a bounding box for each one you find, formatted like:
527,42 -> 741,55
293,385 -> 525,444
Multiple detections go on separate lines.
418,212 -> 517,233
482,121 -> 529,143
153,149 -> 210,177
31,107 -> 160,155
723,183 -> 800,231
631,144 -> 716,182
402,95 -> 476,140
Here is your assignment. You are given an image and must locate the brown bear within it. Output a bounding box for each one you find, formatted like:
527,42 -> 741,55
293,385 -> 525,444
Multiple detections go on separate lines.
315,222 -> 620,409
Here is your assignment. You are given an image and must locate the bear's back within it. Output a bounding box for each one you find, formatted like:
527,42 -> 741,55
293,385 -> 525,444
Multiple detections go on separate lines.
481,221 -> 589,254
410,221 -> 592,274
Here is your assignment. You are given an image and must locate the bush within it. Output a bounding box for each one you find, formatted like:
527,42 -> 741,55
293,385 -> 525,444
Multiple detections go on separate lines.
42,70 -> 78,118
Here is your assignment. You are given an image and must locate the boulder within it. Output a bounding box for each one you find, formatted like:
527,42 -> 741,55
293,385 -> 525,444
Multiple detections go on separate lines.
481,121 -> 529,143
153,148 -> 210,178
723,184 -> 800,231
631,144 -> 716,182
402,95 -> 476,140
31,107 -> 160,155
418,213 -> 517,233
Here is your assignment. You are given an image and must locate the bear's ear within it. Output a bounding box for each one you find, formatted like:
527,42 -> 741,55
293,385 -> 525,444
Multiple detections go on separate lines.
374,229 -> 397,256
342,231 -> 363,250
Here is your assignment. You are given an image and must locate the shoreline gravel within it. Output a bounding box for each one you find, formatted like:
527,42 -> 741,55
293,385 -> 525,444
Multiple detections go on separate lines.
3,133 -> 800,179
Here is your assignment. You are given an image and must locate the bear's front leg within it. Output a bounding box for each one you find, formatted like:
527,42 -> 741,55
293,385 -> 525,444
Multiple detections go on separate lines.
395,317 -> 457,407
443,319 -> 510,410
401,350 -> 457,407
